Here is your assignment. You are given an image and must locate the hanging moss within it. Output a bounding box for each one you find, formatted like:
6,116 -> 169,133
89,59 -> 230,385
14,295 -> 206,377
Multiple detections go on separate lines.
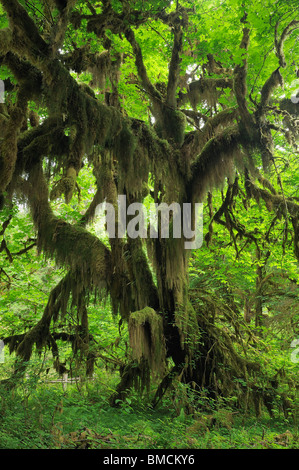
190,125 -> 245,202
62,46 -> 89,74
0,106 -> 24,194
0,28 -> 13,54
154,106 -> 186,146
37,216 -> 111,290
125,238 -> 159,311
113,120 -> 163,196
188,78 -> 232,110
50,166 -> 77,203
114,119 -> 137,179
22,163 -> 113,305
259,124 -> 274,172
87,51 -> 110,89
162,107 -> 186,146
128,307 -> 166,377
87,50 -> 122,93
109,358 -> 151,405
29,110 -> 40,127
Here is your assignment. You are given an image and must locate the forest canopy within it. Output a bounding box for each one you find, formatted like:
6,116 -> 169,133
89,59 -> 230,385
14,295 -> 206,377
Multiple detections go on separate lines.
0,0 -> 298,420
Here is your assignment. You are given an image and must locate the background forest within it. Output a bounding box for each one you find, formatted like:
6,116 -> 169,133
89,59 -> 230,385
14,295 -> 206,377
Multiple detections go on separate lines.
0,0 -> 298,450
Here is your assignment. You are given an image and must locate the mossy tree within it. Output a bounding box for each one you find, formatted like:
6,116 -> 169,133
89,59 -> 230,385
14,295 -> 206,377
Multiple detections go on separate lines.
0,0 -> 298,410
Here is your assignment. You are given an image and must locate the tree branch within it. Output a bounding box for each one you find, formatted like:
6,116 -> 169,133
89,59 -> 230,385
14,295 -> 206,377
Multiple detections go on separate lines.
0,0 -> 49,60
2,52 -> 43,97
233,25 -> 255,134
275,19 -> 299,68
182,108 -> 239,165
0,27 -> 13,54
178,77 -> 233,109
19,162 -> 113,293
166,23 -> 183,108
49,0 -> 77,56
11,242 -> 37,257
0,85 -> 28,194
77,188 -> 105,228
246,176 -> 299,218
190,124 -> 243,202
256,67 -> 284,118
124,27 -> 163,109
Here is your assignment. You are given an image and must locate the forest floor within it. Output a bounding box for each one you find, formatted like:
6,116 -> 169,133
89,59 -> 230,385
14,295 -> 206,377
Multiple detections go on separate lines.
0,369 -> 297,450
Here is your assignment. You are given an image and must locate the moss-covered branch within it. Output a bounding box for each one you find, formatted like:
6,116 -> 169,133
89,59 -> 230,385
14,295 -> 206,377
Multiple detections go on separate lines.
190,124 -> 244,202
257,68 -> 284,116
233,25 -> 255,134
125,237 -> 159,311
275,19 -> 299,68
49,0 -> 77,56
20,162 -> 112,293
246,177 -> 299,218
124,27 -> 163,110
246,175 -> 299,262
166,23 -> 183,108
182,108 -> 239,163
0,27 -> 12,54
2,52 -> 43,98
178,77 -> 233,109
0,0 -> 49,60
0,85 -> 28,194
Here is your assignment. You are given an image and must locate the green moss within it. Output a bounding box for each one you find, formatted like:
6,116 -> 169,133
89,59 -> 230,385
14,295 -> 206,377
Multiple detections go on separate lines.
129,307 -> 166,377
155,107 -> 186,146
0,28 -> 12,54
115,119 -> 137,168
0,106 -> 24,193
50,174 -> 76,203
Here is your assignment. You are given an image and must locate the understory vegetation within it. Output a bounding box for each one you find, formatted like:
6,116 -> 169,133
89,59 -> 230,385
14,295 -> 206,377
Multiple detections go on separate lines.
0,369 -> 298,450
